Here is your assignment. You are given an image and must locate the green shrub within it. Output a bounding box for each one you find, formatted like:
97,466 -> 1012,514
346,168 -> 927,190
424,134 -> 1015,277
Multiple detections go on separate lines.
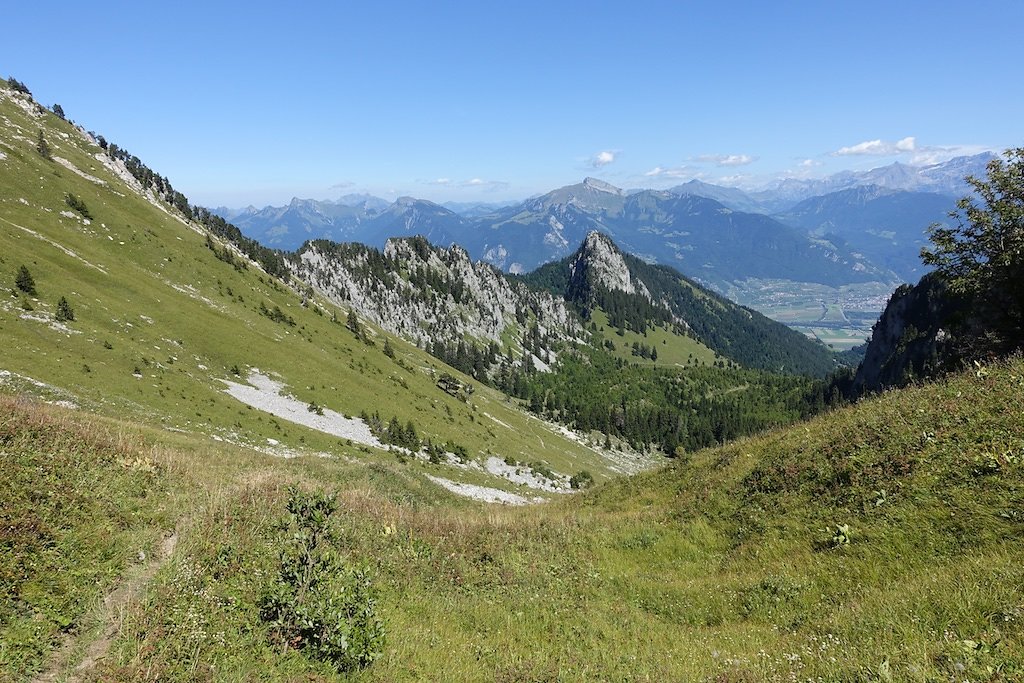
570,470 -> 594,489
64,192 -> 92,220
260,487 -> 384,672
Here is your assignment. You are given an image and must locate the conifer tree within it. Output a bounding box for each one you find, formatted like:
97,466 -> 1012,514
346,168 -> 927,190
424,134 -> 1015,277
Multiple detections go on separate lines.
36,130 -> 51,160
55,296 -> 75,322
15,265 -> 36,295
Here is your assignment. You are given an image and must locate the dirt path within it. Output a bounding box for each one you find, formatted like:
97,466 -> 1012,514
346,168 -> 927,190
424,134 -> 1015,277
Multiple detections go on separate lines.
32,529 -> 179,683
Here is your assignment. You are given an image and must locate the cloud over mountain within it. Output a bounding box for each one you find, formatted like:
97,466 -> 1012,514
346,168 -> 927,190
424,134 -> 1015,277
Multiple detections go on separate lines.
590,150 -> 618,167
694,154 -> 757,166
834,137 -> 916,156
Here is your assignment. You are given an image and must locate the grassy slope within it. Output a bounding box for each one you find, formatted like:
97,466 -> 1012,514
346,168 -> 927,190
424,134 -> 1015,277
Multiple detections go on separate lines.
0,83 -> 622,484
5,355 -> 1020,682
589,307 -> 719,368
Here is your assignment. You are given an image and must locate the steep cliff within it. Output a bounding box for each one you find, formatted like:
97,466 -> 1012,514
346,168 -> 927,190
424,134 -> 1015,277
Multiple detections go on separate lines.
850,273 -> 973,395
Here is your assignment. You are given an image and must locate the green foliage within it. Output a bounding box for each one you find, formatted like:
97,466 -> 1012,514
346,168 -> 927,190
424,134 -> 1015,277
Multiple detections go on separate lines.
260,487 -> 384,672
258,301 -> 295,326
830,523 -> 851,548
569,470 -> 594,489
51,103 -> 65,120
346,308 -> 361,336
499,344 -> 829,454
0,398 -> 167,679
922,147 -> 1024,358
205,233 -> 247,271
14,264 -> 35,295
55,296 -> 74,322
64,192 -> 92,220
6,76 -> 31,95
35,130 -> 51,160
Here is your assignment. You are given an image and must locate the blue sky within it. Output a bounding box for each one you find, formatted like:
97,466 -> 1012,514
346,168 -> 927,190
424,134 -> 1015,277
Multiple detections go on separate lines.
4,1 -> 1021,207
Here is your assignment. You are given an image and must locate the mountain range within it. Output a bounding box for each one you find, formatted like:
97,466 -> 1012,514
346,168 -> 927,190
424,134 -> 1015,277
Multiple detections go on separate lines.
218,155 -> 989,296
289,231 -> 838,378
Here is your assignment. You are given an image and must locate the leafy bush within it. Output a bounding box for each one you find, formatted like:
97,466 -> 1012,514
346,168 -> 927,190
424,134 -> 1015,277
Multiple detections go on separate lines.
258,301 -> 295,326
7,76 -> 31,95
570,470 -> 594,489
260,486 -> 384,672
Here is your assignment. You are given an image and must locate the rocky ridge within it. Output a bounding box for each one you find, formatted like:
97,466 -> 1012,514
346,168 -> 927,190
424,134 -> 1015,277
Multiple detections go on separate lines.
568,231 -> 651,299
290,236 -> 585,358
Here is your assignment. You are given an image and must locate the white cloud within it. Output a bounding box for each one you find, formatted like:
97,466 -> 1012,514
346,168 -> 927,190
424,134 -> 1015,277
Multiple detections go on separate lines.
643,165 -> 699,179
896,136 -> 916,152
834,136 -> 916,156
329,180 -> 355,190
459,178 -> 509,192
909,143 -> 992,166
429,178 -> 452,185
590,150 -> 618,168
693,154 -> 757,167
716,173 -> 751,185
799,158 -> 822,168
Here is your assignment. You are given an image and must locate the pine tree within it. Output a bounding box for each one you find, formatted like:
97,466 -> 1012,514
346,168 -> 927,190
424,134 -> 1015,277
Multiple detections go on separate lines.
15,265 -> 36,295
55,296 -> 75,322
346,309 -> 361,336
36,130 -> 51,160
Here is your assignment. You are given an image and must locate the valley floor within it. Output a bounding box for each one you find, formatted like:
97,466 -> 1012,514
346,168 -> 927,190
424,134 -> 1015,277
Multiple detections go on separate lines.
727,278 -> 896,350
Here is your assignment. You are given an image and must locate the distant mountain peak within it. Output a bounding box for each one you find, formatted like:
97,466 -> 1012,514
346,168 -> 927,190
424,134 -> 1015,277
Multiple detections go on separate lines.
333,193 -> 389,211
582,177 -> 624,195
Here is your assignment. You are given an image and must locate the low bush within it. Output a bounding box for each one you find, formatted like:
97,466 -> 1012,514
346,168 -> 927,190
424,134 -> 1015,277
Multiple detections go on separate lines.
260,486 -> 384,672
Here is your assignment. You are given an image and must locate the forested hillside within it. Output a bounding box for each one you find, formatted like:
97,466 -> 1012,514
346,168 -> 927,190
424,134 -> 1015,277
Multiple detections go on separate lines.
525,232 -> 839,376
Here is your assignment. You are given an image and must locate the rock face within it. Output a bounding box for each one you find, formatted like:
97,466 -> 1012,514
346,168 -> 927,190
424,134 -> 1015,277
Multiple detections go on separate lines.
851,273 -> 968,395
289,236 -> 583,357
568,232 -> 651,299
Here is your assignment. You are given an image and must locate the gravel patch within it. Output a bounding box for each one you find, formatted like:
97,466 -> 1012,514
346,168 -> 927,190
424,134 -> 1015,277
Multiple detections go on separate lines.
18,312 -> 82,336
425,475 -> 545,505
53,156 -> 106,185
484,456 -> 571,492
220,370 -> 382,448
